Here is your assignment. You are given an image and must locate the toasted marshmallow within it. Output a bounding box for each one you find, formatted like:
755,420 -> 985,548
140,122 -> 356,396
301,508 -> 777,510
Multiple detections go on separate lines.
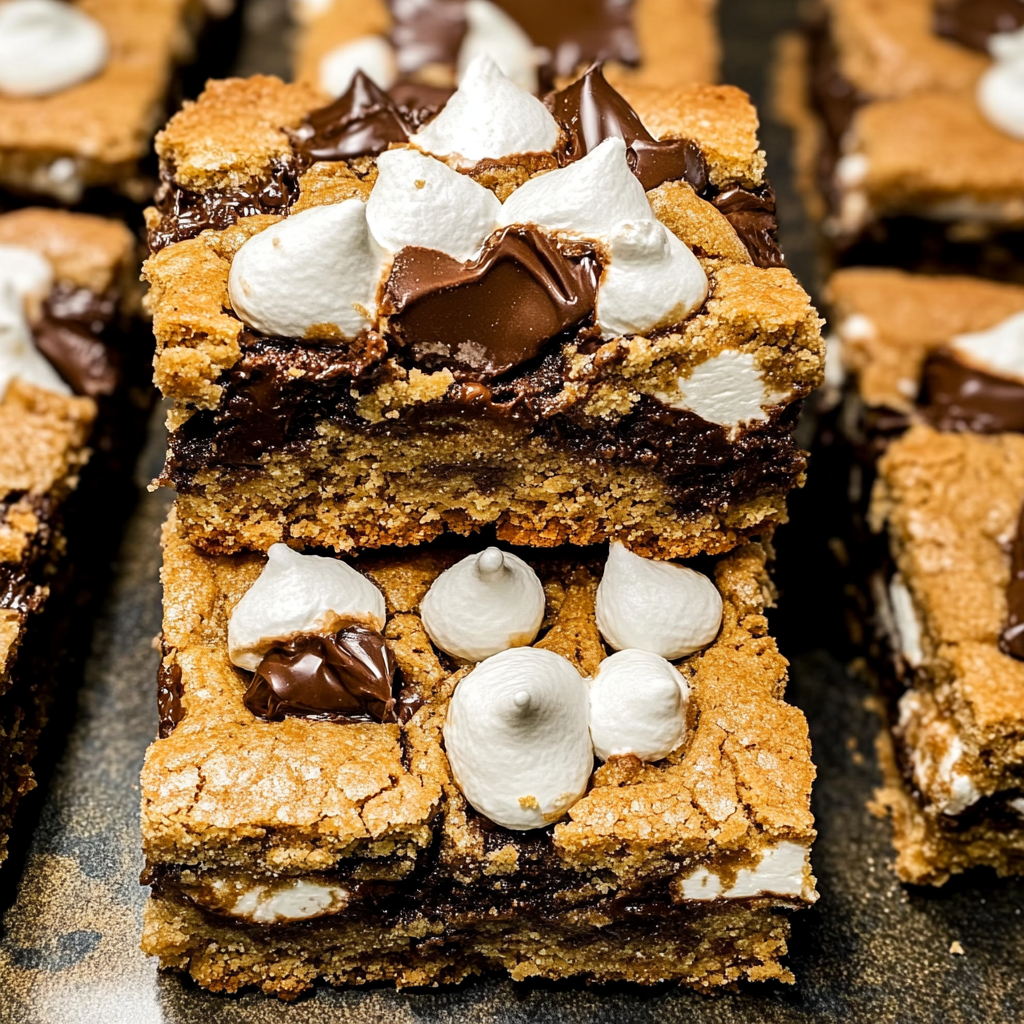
498,138 -> 651,243
420,547 -> 545,662
0,280 -> 69,397
443,647 -> 593,829
589,649 -> 688,762
658,349 -> 786,434
596,219 -> 708,338
978,26 -> 1024,139
319,35 -> 398,97
0,243 -> 54,322
228,200 -> 386,340
457,3 -> 540,94
949,309 -> 1024,385
411,55 -> 557,165
0,0 -> 108,97
366,148 -> 501,261
595,543 -> 722,660
227,543 -> 386,671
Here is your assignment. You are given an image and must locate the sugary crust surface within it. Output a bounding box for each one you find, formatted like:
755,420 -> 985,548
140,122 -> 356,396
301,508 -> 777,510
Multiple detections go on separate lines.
293,0 -> 720,92
0,208 -> 134,295
828,268 -> 1024,411
142,509 -> 816,884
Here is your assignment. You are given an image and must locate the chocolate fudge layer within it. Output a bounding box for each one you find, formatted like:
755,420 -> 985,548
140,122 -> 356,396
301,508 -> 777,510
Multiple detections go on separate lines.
140,509 -> 817,997
293,0 -> 720,100
775,0 -> 1024,278
144,71 -> 823,559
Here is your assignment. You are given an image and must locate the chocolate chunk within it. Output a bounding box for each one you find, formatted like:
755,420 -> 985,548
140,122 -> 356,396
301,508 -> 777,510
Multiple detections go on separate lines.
1003,501 -> 1024,660
382,226 -> 598,378
33,320 -> 119,397
921,349 -> 1024,434
711,186 -> 786,269
935,0 -> 1024,53
547,63 -> 707,192
245,626 -> 398,723
388,0 -> 467,75
295,72 -> 411,163
157,662 -> 185,738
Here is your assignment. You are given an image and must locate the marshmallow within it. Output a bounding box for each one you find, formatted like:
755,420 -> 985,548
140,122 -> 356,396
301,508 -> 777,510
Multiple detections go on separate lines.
228,200 -> 386,340
0,0 -> 108,97
888,575 -> 922,669
978,26 -> 1024,140
0,243 -> 54,322
228,543 -> 386,671
658,349 -> 785,433
420,547 -> 545,662
443,646 -> 593,829
596,219 -> 708,338
457,3 -> 540,94
498,138 -> 652,244
950,309 -> 1024,384
366,148 -> 501,261
0,280 -> 70,397
589,649 -> 688,762
319,35 -> 398,97
679,841 -> 812,901
595,543 -> 722,660
411,55 -> 557,164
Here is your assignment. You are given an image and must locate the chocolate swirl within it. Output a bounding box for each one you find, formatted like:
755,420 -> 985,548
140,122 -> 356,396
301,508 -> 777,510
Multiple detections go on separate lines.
245,625 -> 398,723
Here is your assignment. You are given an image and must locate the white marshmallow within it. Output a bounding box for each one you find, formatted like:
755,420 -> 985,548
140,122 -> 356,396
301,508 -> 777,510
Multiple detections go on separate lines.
0,0 -> 108,97
319,35 -> 398,97
658,350 -> 786,433
228,200 -> 386,340
420,547 -> 545,662
888,575 -> 922,669
978,26 -> 1024,140
679,841 -> 812,902
227,543 -> 386,671
0,280 -> 70,397
589,649 -> 688,762
596,219 -> 708,338
0,243 -> 53,322
230,879 -> 349,923
444,646 -> 593,829
457,2 -> 540,94
366,148 -> 501,261
498,138 -> 652,244
595,543 -> 722,660
411,55 -> 557,165
950,309 -> 1024,385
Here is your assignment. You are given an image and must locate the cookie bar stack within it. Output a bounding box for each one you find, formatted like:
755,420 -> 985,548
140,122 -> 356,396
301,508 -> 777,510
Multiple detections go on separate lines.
138,30 -> 824,998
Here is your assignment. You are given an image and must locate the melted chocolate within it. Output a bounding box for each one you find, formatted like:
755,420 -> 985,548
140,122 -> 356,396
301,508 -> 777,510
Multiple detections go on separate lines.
0,493 -> 55,619
388,82 -> 456,130
921,349 -> 1024,433
388,0 -> 467,75
382,227 -> 599,377
547,64 -> 707,192
244,625 -> 398,723
157,661 -> 185,738
711,186 -> 786,269
1002,503 -> 1024,660
935,0 -> 1024,53
148,159 -> 299,253
295,72 -> 411,164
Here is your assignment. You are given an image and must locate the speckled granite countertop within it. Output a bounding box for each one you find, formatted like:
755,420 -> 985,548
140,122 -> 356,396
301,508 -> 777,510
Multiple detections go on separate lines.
0,1 -> 1023,1021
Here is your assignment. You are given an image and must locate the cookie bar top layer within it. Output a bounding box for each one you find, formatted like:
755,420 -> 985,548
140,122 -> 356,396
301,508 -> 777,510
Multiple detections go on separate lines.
293,0 -> 720,95
141,509 -> 816,902
828,268 -> 1024,411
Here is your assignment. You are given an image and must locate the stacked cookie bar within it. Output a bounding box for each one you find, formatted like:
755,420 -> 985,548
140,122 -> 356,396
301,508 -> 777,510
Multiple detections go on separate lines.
139,58 -> 823,996
827,269 -> 1024,884
776,0 -> 1024,278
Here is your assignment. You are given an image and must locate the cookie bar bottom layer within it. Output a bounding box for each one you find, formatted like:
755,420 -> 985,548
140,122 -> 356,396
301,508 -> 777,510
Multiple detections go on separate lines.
171,420 -> 800,559
143,892 -> 795,999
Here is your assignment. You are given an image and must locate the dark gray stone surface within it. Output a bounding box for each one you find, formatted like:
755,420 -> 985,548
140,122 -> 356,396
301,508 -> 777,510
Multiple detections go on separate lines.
0,1 -> 1023,1021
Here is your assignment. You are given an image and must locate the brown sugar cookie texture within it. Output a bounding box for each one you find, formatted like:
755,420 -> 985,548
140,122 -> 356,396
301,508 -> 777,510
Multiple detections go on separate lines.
140,508 -> 817,999
143,67 -> 823,561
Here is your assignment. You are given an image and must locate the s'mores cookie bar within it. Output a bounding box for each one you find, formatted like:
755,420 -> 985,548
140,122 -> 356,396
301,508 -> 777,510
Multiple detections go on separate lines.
144,65 -> 823,560
825,268 -> 1024,883
776,0 -> 1024,278
0,0 -> 234,204
141,508 -> 816,998
292,0 -> 719,104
